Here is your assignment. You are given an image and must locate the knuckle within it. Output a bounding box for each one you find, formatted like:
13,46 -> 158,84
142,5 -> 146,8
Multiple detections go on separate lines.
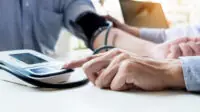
112,48 -> 122,54
179,43 -> 185,47
120,53 -> 129,58
110,53 -> 130,66
114,53 -> 129,61
121,59 -> 132,69
82,63 -> 91,73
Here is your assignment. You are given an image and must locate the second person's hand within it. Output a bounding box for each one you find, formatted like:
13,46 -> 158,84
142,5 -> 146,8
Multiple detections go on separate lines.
151,37 -> 200,59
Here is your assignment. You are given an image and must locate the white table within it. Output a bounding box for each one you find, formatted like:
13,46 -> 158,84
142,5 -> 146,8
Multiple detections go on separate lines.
0,69 -> 200,112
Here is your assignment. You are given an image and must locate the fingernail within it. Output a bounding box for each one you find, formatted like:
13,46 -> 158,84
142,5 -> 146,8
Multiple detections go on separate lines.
63,63 -> 69,68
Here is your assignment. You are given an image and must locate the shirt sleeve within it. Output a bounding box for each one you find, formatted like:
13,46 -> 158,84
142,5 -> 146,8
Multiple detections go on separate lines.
179,56 -> 200,92
140,25 -> 200,43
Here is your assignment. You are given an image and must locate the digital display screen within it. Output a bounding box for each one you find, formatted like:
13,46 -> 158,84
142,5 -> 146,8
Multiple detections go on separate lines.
30,67 -> 53,74
10,53 -> 47,65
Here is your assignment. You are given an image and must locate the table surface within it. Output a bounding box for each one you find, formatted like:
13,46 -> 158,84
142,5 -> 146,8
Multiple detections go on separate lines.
0,69 -> 200,112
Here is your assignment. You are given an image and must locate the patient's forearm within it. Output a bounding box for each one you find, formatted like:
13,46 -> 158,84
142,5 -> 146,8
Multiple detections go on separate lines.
118,24 -> 140,37
93,28 -> 156,56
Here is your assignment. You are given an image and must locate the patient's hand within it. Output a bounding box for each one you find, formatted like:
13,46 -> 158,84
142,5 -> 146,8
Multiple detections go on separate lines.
64,49 -> 185,91
151,37 -> 200,59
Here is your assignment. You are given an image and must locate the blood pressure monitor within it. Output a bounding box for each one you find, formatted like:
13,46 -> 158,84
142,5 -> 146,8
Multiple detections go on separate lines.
0,50 -> 88,88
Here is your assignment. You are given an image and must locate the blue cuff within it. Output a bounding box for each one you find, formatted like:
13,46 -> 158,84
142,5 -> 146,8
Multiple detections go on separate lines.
179,56 -> 200,91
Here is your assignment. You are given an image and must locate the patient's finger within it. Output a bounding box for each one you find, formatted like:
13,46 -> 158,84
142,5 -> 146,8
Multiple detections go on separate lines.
188,42 -> 200,55
170,37 -> 189,45
63,53 -> 105,68
117,84 -> 136,91
188,38 -> 200,42
83,59 -> 110,84
64,48 -> 123,69
167,45 -> 182,59
179,43 -> 194,56
110,60 -> 132,91
170,38 -> 200,46
96,53 -> 129,87
82,49 -> 124,84
95,64 -> 119,88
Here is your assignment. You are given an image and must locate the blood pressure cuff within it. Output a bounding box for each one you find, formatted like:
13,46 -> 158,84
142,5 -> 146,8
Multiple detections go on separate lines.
70,12 -> 109,50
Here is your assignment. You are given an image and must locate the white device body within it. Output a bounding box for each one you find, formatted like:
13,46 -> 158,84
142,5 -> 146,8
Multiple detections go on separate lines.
0,50 -> 87,85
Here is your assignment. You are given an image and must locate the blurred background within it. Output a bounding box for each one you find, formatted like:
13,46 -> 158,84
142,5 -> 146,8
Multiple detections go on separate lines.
55,0 -> 200,59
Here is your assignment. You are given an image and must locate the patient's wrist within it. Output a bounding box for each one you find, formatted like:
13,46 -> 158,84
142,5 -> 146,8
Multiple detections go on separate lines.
93,28 -> 157,57
93,28 -> 118,49
165,60 -> 186,89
